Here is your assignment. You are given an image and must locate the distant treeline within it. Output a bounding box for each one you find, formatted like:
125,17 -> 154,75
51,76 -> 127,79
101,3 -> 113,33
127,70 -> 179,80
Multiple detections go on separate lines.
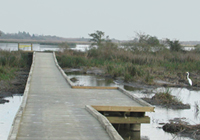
1,30 -> 199,46
0,31 -> 91,47
0,31 -> 66,41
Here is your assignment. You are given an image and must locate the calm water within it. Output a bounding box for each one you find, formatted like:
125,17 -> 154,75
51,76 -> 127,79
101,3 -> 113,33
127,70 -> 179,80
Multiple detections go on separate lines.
66,74 -> 199,140
67,74 -> 118,87
0,43 -> 89,52
136,88 -> 199,140
0,95 -> 23,140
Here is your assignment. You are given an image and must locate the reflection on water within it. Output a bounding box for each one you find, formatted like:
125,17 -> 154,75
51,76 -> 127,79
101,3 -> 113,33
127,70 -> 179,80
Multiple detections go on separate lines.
67,74 -> 119,87
118,130 -> 141,140
0,95 -> 23,140
124,85 -> 143,91
0,54 -> 199,139
113,124 -> 147,140
67,74 -> 198,140
134,88 -> 198,140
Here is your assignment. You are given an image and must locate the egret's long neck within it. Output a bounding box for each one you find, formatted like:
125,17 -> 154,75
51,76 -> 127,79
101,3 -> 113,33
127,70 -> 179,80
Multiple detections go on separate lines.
187,73 -> 189,79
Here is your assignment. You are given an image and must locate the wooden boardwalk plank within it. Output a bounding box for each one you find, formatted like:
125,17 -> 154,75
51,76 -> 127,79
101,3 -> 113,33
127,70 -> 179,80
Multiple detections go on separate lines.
92,105 -> 154,112
107,116 -> 150,124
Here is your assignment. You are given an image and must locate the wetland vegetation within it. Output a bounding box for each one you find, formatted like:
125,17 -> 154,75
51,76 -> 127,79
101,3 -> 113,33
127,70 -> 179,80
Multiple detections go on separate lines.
56,31 -> 200,89
56,31 -> 200,139
142,88 -> 190,109
1,30 -> 200,139
0,50 -> 31,103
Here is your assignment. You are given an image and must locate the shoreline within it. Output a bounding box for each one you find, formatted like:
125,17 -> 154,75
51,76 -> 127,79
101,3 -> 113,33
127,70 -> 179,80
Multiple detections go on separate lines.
64,67 -> 200,91
0,68 -> 29,104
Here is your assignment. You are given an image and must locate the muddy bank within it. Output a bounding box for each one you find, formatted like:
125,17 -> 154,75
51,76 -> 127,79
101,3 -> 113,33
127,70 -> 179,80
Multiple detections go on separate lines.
163,119 -> 200,140
142,97 -> 190,109
0,68 -> 29,104
64,67 -> 200,90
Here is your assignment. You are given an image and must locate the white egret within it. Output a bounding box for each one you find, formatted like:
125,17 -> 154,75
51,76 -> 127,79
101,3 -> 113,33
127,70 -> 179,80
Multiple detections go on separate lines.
186,72 -> 192,86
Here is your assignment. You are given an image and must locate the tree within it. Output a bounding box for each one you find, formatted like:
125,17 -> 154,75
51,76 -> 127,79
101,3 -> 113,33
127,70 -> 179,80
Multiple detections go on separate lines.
136,32 -> 159,46
89,30 -> 105,47
123,32 -> 162,52
59,42 -> 69,51
166,39 -> 182,52
147,36 -> 160,46
137,32 -> 150,44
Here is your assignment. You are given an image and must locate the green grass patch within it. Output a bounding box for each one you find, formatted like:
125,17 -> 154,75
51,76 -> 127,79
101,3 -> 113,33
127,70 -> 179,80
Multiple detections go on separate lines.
0,66 -> 16,80
152,89 -> 185,106
0,50 -> 30,81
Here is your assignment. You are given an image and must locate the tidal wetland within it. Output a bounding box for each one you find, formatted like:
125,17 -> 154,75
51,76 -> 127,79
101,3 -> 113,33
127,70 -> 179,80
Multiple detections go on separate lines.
56,32 -> 200,140
1,32 -> 200,139
65,69 -> 200,140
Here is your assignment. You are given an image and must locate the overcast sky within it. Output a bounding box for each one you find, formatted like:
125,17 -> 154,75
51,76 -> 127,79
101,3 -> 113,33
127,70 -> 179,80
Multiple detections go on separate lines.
1,0 -> 200,41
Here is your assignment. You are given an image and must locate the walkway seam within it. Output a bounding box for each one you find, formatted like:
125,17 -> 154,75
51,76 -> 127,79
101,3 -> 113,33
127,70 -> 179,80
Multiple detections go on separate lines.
8,52 -> 36,140
53,52 -> 123,140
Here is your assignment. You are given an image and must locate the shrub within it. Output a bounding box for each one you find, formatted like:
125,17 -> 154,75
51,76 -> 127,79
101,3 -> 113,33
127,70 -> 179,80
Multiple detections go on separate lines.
56,55 -> 87,68
166,39 -> 182,52
105,63 -> 124,77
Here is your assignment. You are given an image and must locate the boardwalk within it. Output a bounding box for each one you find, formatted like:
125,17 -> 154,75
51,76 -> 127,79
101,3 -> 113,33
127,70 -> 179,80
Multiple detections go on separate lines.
9,52 -> 154,140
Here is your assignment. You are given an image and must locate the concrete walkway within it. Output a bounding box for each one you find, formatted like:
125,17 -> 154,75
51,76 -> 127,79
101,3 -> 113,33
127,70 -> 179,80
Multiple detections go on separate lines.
9,52 -> 153,140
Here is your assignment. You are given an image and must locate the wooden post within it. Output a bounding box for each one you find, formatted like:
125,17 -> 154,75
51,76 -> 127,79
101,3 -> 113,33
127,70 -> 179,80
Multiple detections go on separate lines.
31,43 -> 33,51
130,124 -> 141,131
18,43 -> 20,51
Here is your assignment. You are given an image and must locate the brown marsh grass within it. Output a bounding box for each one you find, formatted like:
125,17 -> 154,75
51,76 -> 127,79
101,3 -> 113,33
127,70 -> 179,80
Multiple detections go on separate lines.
56,44 -> 200,84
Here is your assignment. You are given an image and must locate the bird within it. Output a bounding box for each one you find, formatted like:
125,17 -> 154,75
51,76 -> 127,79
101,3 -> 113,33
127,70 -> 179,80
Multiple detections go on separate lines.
186,72 -> 192,86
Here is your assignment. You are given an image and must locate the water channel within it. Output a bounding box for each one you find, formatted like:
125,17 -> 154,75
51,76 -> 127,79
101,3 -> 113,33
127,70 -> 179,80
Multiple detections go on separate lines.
0,43 -> 199,140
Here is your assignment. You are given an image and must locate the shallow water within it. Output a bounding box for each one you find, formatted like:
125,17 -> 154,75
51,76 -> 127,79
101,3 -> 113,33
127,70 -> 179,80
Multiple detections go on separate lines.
138,88 -> 200,140
0,43 -> 197,139
67,74 -> 119,87
1,66 -> 199,139
66,74 -> 199,140
0,95 -> 23,140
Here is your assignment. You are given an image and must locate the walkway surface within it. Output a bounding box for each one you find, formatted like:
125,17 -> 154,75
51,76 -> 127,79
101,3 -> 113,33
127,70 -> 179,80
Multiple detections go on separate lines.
11,52 -> 150,140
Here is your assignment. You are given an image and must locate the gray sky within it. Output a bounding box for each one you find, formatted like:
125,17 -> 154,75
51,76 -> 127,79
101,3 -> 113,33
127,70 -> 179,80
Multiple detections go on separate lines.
1,0 -> 200,41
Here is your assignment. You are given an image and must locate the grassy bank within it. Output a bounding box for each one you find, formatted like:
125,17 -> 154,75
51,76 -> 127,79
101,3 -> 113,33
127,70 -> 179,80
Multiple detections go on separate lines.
0,50 -> 30,81
142,89 -> 190,109
56,42 -> 200,85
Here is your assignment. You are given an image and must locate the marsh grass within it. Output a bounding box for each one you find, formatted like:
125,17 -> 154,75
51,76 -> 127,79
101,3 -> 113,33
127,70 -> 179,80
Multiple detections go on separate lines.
149,88 -> 191,109
0,66 -> 16,80
56,44 -> 200,83
152,88 -> 182,105
145,71 -> 154,84
0,50 -> 29,81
